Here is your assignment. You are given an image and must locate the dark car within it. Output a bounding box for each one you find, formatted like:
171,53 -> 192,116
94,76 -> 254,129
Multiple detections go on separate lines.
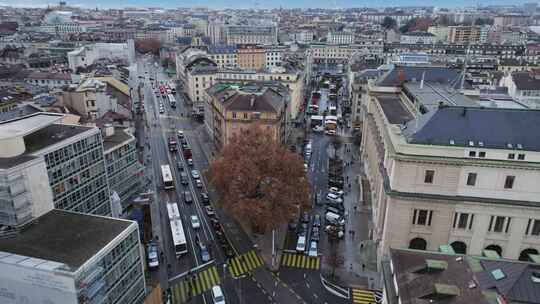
311,227 -> 320,242
200,192 -> 210,204
301,212 -> 310,223
313,214 -> 321,227
177,161 -> 183,171
184,191 -> 193,204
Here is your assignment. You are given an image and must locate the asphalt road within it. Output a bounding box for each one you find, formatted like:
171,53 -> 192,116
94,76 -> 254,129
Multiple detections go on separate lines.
135,57 -> 270,304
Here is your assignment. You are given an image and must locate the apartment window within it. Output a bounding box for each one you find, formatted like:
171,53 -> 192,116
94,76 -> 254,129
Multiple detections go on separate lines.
469,151 -> 476,157
518,154 -> 525,160
508,153 -> 515,160
424,170 -> 435,184
489,216 -> 511,233
412,209 -> 433,226
232,112 -> 237,119
453,212 -> 474,229
243,113 -> 248,119
466,173 -> 477,186
478,151 -> 486,158
526,219 -> 540,236
504,176 -> 515,189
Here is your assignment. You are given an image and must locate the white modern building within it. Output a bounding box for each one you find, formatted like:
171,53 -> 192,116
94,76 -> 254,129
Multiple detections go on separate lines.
500,70 -> 540,109
0,113 -> 112,217
327,32 -> 355,45
68,42 -> 134,72
225,25 -> 278,45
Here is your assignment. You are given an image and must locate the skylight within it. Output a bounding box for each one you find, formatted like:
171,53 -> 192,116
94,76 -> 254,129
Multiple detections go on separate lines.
491,269 -> 506,281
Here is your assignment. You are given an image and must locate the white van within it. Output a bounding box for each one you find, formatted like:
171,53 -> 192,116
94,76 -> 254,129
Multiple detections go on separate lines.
325,212 -> 345,226
296,235 -> 306,253
212,285 -> 225,304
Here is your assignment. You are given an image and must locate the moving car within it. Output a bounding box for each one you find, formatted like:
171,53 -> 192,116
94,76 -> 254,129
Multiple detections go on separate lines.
313,214 -> 321,227
177,130 -> 184,139
329,187 -> 344,197
180,172 -> 188,185
187,158 -> 193,166
177,161 -> 184,171
312,125 -> 324,132
301,212 -> 310,223
212,285 -> 225,304
200,192 -> 210,204
311,227 -> 320,242
325,211 -> 345,226
191,170 -> 200,179
184,191 -> 193,204
159,106 -> 165,114
296,235 -> 306,253
147,243 -> 159,269
308,241 -> 318,257
196,179 -> 203,188
190,215 -> 200,229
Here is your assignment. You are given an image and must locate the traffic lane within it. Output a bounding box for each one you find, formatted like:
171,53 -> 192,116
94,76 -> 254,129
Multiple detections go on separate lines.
278,268 -> 349,304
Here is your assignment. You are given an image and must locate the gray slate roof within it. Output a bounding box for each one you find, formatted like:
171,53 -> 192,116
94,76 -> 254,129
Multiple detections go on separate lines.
512,72 -> 540,91
404,106 -> 540,152
379,66 -> 468,89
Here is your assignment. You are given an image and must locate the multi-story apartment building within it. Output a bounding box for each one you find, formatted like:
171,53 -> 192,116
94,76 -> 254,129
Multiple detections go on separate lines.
0,113 -> 112,217
102,126 -> 142,214
361,13 -> 414,26
308,42 -> 384,64
0,209 -> 146,304
225,25 -> 278,45
24,71 -> 72,89
205,83 -> 288,149
177,48 -> 304,119
400,32 -> 437,44
265,46 -> 285,68
206,21 -> 225,44
237,46 -> 266,71
207,45 -> 237,68
67,42 -> 135,72
427,26 -> 450,43
448,26 -> 482,44
494,14 -> 530,27
290,30 -> 314,44
361,75 -> 540,264
500,70 -> 540,109
326,32 -> 355,45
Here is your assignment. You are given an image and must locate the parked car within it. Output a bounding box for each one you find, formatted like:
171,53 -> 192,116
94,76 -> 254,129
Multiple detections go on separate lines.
329,187 -> 344,197
190,215 -> 201,229
191,170 -> 200,179
326,206 -> 344,215
177,161 -> 184,171
325,211 -> 345,226
325,225 -> 345,239
205,206 -> 216,217
184,191 -> 193,204
187,158 -> 194,166
325,129 -> 336,136
312,125 -> 324,132
199,242 -> 211,263
177,130 -> 184,139
326,193 -> 343,204
147,243 -> 159,269
308,241 -> 318,257
196,179 -> 203,188
200,192 -> 210,204
180,172 -> 188,185
296,235 -> 306,253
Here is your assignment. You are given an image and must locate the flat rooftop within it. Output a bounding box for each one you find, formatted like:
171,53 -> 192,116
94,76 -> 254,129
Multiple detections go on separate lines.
23,123 -> 93,155
103,127 -> 134,151
376,94 -> 414,124
0,209 -> 133,269
0,112 -> 63,140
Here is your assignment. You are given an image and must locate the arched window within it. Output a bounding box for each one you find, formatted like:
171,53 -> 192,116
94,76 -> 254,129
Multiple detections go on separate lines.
519,248 -> 539,262
451,241 -> 467,254
485,244 -> 503,256
409,237 -> 427,250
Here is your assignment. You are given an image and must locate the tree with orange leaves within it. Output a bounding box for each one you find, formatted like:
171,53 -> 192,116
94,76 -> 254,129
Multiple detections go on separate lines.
135,39 -> 161,55
209,126 -> 311,234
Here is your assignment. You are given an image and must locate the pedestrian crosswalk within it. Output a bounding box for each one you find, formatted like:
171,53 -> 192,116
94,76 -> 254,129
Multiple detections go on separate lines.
170,266 -> 220,303
227,250 -> 264,278
351,289 -> 382,304
280,253 -> 320,270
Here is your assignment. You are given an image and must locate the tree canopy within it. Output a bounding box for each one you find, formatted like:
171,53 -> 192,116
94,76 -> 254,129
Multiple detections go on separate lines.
209,126 -> 311,233
135,39 -> 161,55
381,17 -> 397,30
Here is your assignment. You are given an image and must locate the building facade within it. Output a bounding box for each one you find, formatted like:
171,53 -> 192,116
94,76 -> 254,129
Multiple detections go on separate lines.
326,32 -> 355,45
237,46 -> 266,71
225,25 -> 278,45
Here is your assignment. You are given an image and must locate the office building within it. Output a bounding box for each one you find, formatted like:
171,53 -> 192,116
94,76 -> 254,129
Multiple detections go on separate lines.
225,25 -> 278,45
237,46 -> 266,71
0,113 -> 112,217
0,209 -> 146,304
326,32 -> 355,45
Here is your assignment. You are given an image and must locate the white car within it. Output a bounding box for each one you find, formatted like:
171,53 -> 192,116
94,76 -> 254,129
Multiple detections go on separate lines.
147,243 -> 159,268
329,187 -> 344,197
159,107 -> 165,114
212,285 -> 225,304
308,241 -> 318,257
312,125 -> 324,132
326,192 -> 343,204
190,215 -> 200,229
325,129 -> 337,136
177,130 -> 184,139
196,179 -> 203,188
191,170 -> 200,179
296,235 -> 306,253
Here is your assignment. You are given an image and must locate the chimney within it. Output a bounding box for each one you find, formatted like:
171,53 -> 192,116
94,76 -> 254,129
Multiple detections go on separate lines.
103,123 -> 114,137
250,95 -> 255,108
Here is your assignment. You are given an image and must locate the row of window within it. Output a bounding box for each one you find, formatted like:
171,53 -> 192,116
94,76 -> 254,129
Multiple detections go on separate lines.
416,208 -> 540,237
468,150 -> 526,160
424,170 -> 516,189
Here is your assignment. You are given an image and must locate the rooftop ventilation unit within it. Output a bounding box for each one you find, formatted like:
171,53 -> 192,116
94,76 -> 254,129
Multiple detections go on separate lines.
517,144 -> 523,149
478,142 -> 484,147
449,139 -> 455,145
469,141 -> 474,146
507,143 -> 513,149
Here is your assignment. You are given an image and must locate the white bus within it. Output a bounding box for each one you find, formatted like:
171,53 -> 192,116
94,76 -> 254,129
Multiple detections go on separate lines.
166,203 -> 188,256
168,94 -> 176,108
161,165 -> 175,190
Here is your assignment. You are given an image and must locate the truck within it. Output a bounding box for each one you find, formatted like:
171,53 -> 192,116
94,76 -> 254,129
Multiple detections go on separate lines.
183,147 -> 192,159
328,158 -> 344,189
311,91 -> 321,105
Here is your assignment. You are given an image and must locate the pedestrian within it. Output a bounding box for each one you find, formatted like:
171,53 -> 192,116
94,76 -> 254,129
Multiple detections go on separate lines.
349,263 -> 353,271
362,264 -> 366,271
353,205 -> 358,212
